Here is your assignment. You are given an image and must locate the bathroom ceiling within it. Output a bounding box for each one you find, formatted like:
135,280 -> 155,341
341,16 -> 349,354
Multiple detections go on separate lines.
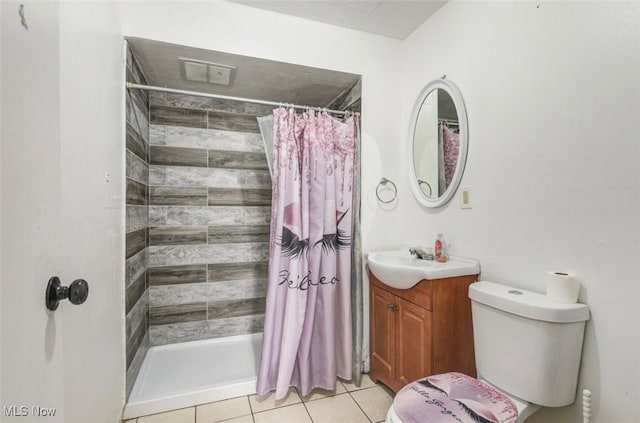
127,38 -> 361,107
228,0 -> 447,39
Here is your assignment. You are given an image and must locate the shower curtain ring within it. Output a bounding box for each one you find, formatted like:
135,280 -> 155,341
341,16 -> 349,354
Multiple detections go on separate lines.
376,177 -> 397,203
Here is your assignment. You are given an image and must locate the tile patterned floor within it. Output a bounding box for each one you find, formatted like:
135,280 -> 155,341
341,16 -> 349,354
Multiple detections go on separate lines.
124,375 -> 393,423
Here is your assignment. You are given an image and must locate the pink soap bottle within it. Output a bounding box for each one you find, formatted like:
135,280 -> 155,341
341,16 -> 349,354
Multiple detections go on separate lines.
435,233 -> 444,259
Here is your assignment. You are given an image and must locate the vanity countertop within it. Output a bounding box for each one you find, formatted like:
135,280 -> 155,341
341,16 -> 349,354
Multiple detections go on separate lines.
366,250 -> 480,289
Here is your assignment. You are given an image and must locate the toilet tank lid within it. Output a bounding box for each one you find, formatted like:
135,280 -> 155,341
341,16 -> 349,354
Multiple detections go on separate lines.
469,281 -> 590,323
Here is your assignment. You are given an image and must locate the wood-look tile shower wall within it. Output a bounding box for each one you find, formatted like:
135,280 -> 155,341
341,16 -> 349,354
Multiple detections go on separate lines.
125,43 -> 150,398
147,92 -> 273,346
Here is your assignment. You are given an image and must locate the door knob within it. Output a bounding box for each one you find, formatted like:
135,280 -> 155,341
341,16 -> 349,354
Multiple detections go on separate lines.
45,276 -> 89,311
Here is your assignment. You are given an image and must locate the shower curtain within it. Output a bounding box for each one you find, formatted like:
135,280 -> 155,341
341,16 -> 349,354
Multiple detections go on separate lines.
256,114 -> 274,178
257,107 -> 360,399
438,124 -> 460,193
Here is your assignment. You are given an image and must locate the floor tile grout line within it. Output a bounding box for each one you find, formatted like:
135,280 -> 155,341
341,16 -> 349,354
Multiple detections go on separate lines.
346,389 -> 374,423
251,401 -> 303,417
303,390 -> 365,423
300,395 -> 315,423
211,409 -> 254,423
247,393 -> 255,415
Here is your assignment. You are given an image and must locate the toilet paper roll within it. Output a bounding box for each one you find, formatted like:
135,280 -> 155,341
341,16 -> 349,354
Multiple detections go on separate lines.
546,271 -> 580,304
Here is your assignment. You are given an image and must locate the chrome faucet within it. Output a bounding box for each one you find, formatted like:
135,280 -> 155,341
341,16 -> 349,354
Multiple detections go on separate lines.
409,247 -> 429,260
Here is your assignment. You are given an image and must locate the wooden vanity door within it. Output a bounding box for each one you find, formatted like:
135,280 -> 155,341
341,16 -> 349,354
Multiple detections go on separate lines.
396,297 -> 432,387
370,285 -> 396,387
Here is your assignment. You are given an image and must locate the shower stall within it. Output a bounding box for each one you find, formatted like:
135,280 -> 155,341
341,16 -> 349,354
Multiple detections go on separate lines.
123,38 -> 361,419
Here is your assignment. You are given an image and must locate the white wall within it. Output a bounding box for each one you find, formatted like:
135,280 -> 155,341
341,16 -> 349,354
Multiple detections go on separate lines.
401,2 -> 640,422
0,0 -> 4,408
58,3 -> 125,421
1,2 -> 66,420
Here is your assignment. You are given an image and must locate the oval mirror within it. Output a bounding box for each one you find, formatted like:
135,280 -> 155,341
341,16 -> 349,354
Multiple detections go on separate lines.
408,77 -> 468,208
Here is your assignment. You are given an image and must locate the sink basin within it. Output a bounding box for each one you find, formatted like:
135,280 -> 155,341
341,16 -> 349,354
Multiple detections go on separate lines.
366,250 -> 480,290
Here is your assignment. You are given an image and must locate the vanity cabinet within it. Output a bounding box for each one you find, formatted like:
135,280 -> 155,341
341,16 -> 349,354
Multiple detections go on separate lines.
369,271 -> 477,392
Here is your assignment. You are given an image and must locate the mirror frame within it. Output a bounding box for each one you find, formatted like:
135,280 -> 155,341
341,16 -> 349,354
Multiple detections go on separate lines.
408,77 -> 469,208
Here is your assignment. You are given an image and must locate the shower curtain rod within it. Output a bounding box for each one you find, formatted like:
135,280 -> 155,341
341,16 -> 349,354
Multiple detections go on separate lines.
126,82 -> 359,117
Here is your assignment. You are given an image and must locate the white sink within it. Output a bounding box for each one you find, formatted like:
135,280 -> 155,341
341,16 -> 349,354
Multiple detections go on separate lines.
366,250 -> 480,290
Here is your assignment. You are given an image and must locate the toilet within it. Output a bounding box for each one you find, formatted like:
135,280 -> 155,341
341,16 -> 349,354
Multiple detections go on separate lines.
386,280 -> 590,423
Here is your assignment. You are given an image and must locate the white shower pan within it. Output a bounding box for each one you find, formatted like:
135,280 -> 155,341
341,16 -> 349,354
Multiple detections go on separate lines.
123,333 -> 262,419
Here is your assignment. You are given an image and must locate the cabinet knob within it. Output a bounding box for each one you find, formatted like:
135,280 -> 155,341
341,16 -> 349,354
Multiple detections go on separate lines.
387,304 -> 399,312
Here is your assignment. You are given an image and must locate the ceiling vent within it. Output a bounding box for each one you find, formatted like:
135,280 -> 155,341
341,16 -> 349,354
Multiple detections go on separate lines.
180,58 -> 236,86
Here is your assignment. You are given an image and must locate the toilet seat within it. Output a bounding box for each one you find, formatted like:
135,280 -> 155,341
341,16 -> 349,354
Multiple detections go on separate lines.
387,372 -> 519,423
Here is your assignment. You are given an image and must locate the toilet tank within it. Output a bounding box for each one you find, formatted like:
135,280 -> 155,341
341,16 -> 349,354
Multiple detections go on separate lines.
469,281 -> 589,407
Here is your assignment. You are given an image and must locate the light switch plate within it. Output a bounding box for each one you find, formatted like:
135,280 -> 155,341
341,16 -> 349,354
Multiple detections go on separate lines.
461,186 -> 472,209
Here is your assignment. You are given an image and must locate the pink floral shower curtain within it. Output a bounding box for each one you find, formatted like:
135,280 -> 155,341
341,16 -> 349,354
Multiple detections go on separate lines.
257,107 -> 359,399
438,124 -> 460,193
